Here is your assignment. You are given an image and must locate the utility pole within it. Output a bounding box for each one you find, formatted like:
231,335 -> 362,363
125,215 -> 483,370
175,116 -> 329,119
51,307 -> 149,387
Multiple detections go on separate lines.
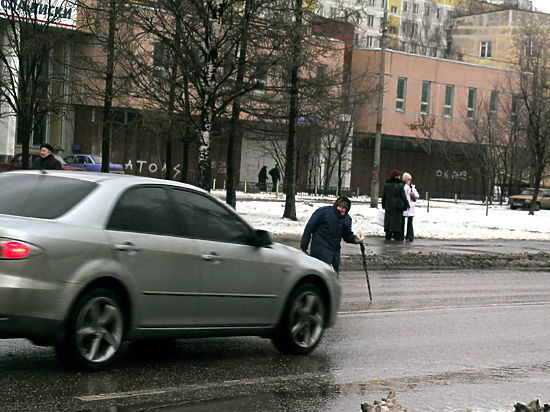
370,0 -> 388,207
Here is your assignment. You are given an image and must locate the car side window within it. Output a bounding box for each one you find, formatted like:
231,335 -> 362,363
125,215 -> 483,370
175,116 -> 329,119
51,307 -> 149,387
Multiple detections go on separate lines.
107,186 -> 179,236
169,188 -> 252,243
64,156 -> 74,164
75,156 -> 87,164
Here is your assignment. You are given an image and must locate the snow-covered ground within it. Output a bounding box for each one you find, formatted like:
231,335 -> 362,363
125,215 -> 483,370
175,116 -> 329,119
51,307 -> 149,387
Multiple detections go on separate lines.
212,191 -> 550,241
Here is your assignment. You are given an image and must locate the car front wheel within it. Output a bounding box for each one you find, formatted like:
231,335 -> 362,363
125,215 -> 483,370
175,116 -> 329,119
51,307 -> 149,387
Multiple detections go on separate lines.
272,284 -> 326,355
56,288 -> 124,371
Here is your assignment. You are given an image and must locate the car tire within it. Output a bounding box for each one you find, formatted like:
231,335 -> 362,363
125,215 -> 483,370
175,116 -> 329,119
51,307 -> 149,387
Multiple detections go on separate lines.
535,202 -> 541,211
56,288 -> 124,371
271,283 -> 326,355
510,205 -> 518,210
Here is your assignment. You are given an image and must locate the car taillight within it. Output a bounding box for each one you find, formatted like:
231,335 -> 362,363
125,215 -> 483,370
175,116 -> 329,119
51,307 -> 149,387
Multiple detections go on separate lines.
1,241 -> 31,259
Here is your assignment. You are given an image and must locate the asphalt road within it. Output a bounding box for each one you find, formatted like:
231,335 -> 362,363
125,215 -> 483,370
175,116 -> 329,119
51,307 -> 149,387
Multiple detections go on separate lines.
1,269 -> 550,411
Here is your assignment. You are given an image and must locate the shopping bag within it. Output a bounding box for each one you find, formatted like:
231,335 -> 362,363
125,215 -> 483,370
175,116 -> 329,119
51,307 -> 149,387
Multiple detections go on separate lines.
374,209 -> 385,227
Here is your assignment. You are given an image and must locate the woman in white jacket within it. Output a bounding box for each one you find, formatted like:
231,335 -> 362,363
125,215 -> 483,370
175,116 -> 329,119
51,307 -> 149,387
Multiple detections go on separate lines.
402,172 -> 419,241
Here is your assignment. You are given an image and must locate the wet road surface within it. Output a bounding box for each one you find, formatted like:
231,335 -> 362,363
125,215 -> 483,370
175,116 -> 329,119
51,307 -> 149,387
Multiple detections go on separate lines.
1,269 -> 550,411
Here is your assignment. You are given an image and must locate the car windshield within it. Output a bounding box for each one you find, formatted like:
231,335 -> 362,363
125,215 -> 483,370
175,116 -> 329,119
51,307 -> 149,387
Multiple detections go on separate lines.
54,154 -> 68,166
520,189 -> 534,196
0,174 -> 97,219
91,156 -> 102,164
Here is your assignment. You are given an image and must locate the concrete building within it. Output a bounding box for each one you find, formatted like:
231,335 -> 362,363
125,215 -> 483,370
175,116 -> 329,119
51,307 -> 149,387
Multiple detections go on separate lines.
350,48 -> 520,197
450,8 -> 550,69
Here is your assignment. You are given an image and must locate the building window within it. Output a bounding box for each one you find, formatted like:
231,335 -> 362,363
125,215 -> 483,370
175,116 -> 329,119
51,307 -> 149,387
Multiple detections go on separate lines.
403,2 -> 408,12
511,95 -> 520,120
436,8 -> 440,19
389,26 -> 397,35
366,15 -> 374,26
444,84 -> 454,117
480,41 -> 492,58
396,77 -> 407,112
413,3 -> 419,14
425,6 -> 430,16
330,7 -> 337,18
391,5 -> 398,13
467,88 -> 477,119
490,90 -> 499,117
420,81 -> 430,114
366,36 -> 374,47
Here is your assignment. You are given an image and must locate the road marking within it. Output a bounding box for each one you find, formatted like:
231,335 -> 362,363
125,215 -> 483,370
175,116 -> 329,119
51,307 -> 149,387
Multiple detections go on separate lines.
338,301 -> 550,316
75,372 -> 324,402
75,389 -> 168,401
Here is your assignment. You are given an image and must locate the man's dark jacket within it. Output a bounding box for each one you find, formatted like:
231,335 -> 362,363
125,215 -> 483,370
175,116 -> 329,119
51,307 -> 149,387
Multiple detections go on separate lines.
269,167 -> 280,182
300,205 -> 356,272
382,177 -> 409,233
31,154 -> 62,170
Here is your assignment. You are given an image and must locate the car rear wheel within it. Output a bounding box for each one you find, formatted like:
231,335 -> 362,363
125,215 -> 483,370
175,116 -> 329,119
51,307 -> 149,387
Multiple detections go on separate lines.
510,205 -> 518,210
56,288 -> 124,371
535,202 -> 541,211
272,284 -> 326,355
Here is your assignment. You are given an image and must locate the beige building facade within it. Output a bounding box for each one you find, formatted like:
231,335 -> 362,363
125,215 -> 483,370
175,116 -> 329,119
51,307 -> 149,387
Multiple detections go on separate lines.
350,49 -> 519,197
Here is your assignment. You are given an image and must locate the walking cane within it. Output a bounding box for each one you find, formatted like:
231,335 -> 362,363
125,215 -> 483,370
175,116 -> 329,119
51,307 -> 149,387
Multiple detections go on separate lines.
359,241 -> 372,301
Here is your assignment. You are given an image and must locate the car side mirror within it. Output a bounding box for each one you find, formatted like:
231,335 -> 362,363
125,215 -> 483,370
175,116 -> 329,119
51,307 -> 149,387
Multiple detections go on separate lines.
252,229 -> 272,247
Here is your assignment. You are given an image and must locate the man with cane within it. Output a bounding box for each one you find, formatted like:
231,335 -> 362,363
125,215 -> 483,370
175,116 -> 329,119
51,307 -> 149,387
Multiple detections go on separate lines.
300,196 -> 364,274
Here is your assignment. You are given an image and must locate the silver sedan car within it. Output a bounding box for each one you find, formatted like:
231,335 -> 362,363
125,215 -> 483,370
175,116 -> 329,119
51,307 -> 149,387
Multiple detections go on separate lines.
0,171 -> 340,370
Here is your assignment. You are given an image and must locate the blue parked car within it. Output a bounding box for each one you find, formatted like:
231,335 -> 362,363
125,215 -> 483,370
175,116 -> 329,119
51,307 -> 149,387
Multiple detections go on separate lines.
64,154 -> 124,174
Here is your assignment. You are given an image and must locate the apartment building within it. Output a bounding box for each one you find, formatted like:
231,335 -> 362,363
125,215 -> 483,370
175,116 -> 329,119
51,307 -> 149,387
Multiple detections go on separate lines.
350,49 -> 520,197
450,8 -> 550,69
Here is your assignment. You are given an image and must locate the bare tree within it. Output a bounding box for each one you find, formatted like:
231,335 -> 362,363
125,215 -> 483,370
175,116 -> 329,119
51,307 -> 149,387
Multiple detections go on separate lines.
0,0 -> 74,167
515,22 -> 550,214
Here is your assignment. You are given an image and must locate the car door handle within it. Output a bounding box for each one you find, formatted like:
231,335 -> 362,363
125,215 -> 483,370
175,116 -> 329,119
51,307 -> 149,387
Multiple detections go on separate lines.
115,242 -> 139,254
201,253 -> 222,263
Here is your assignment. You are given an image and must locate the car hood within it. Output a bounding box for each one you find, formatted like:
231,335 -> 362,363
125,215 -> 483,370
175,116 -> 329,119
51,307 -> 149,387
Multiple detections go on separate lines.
269,242 -> 336,275
510,195 -> 538,200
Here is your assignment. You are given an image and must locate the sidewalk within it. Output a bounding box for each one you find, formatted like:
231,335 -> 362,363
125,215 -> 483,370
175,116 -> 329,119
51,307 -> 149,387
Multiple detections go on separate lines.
276,236 -> 550,257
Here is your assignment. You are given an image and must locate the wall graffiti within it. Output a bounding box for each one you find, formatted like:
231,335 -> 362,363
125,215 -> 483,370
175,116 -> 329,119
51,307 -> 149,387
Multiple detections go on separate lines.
435,170 -> 468,180
124,159 -> 227,178
125,160 -> 181,178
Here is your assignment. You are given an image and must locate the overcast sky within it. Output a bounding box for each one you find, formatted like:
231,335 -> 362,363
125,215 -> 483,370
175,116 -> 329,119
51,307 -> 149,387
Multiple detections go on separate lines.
533,0 -> 550,13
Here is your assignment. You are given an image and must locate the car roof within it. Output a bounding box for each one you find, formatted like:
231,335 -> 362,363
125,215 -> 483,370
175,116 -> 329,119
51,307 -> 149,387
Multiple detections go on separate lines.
4,170 -> 204,191
3,171 -> 213,228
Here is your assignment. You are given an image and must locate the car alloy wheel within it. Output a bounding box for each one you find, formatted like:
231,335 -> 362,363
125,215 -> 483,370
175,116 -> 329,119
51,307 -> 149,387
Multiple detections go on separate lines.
272,284 -> 326,355
57,288 -> 124,370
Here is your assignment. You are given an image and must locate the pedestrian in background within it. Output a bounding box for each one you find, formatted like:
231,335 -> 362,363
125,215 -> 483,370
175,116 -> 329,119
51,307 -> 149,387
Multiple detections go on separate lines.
31,143 -> 62,170
382,169 -> 409,241
269,164 -> 281,192
300,196 -> 364,273
258,165 -> 267,191
402,172 -> 419,242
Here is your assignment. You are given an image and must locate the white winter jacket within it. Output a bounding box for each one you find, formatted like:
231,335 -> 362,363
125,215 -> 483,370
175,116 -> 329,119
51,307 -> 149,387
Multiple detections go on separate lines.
403,184 -> 419,217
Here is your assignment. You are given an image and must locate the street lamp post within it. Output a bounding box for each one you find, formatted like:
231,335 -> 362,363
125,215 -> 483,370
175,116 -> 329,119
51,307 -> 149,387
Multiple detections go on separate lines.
370,0 -> 388,208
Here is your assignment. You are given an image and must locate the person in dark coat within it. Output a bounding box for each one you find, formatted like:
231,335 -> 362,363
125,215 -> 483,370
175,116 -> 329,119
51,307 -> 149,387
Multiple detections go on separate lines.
382,169 -> 410,241
31,143 -> 62,170
257,166 -> 267,191
269,164 -> 281,192
300,196 -> 363,273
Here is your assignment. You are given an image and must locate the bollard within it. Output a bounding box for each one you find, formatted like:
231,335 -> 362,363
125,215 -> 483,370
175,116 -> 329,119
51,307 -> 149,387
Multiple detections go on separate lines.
223,180 -> 226,190
426,191 -> 429,213
315,185 -> 317,196
244,181 -> 247,193
357,187 -> 360,197
454,194 -> 457,204
213,178 -> 216,191
276,182 -> 279,196
485,196 -> 489,216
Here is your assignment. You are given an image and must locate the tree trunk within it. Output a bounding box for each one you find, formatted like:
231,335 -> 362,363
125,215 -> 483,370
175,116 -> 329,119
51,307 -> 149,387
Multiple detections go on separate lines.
283,0 -> 303,221
101,0 -> 117,174
226,0 -> 252,209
